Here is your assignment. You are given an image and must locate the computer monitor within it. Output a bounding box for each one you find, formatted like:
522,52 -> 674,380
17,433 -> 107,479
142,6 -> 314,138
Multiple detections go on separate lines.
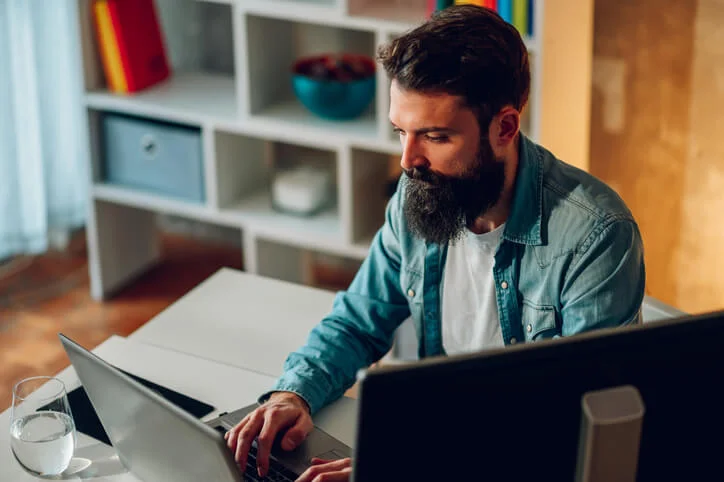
353,310 -> 724,481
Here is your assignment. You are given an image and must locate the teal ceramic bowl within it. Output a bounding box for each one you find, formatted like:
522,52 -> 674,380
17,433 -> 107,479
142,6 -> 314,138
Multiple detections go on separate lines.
292,54 -> 376,121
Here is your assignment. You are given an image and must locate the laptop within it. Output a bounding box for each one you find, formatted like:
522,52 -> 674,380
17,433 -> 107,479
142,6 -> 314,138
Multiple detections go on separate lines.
58,333 -> 352,482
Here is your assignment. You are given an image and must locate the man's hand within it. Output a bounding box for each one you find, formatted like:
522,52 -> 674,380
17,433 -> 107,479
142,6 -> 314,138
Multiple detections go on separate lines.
224,392 -> 313,478
296,457 -> 353,482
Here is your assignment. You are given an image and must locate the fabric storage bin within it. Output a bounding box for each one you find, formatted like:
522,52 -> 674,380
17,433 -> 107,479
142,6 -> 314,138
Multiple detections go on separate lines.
101,113 -> 205,203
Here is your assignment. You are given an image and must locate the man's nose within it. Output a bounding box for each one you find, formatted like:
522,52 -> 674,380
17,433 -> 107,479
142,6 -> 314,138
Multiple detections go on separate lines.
400,137 -> 428,171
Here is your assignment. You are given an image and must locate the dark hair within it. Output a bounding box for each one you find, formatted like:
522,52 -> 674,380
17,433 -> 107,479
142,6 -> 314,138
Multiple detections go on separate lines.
377,5 -> 530,129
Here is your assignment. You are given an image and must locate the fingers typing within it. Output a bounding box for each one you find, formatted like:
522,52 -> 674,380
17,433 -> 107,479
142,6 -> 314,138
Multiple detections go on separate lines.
235,411 -> 264,471
295,457 -> 352,482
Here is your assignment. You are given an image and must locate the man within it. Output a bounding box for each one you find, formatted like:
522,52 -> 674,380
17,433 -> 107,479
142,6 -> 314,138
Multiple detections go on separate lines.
226,5 -> 646,481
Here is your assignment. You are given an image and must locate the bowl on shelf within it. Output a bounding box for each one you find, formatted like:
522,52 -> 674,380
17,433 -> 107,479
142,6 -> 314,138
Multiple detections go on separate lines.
292,53 -> 376,121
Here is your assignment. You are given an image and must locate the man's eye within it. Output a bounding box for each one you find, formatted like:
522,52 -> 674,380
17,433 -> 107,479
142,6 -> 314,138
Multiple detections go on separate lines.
425,134 -> 449,143
393,128 -> 405,136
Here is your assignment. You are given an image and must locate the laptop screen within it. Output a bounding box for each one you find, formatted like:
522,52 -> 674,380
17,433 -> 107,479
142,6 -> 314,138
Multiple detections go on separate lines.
58,334 -> 242,482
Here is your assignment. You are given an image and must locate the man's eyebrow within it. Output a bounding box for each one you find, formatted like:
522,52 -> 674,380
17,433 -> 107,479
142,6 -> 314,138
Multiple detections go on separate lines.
389,122 -> 457,134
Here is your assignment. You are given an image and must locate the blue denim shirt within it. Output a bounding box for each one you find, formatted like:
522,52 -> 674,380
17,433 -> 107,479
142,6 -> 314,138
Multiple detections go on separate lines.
264,134 -> 646,414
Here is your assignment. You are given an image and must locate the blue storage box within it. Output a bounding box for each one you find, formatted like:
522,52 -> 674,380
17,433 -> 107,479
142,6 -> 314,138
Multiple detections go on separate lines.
101,113 -> 205,204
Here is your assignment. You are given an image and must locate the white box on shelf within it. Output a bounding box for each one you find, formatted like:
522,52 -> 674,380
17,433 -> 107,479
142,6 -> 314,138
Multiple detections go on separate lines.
272,166 -> 334,216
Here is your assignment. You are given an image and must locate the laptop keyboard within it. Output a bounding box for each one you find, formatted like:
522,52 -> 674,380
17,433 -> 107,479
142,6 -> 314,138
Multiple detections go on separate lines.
244,445 -> 298,482
213,425 -> 298,481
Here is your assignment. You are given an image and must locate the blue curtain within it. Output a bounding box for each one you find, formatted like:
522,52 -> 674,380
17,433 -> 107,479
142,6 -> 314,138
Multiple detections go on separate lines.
0,0 -> 88,260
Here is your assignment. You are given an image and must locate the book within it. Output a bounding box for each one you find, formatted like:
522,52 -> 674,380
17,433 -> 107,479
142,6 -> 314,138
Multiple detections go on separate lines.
527,0 -> 535,35
425,0 -> 454,18
512,0 -> 529,36
429,0 -> 454,17
497,0 -> 513,22
93,0 -> 170,94
93,0 -> 127,93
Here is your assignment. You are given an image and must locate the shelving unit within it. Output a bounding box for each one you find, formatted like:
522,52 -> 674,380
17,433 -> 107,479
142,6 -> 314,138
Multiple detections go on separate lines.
74,0 -> 592,299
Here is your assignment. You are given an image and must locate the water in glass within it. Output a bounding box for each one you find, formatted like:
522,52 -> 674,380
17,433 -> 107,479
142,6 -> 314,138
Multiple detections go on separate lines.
10,376 -> 76,477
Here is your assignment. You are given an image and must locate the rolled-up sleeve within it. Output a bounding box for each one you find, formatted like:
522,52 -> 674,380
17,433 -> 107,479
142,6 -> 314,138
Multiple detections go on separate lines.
260,186 -> 412,414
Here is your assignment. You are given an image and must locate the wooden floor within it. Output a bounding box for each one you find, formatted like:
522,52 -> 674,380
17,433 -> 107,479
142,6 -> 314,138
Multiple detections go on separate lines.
0,234 -> 243,411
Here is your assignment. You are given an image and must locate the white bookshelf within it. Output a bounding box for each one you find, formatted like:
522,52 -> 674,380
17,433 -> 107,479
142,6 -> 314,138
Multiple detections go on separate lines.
75,0 -> 592,299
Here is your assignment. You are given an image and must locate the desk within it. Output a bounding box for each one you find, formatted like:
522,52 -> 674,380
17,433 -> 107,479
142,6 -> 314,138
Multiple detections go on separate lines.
0,268 -> 358,481
131,267 -> 339,377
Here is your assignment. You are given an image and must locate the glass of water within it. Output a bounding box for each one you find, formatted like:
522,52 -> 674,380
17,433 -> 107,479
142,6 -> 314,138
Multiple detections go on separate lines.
10,376 -> 76,477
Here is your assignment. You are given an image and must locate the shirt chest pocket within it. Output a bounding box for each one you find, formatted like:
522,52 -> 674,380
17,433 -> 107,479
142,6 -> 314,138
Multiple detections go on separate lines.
521,302 -> 560,342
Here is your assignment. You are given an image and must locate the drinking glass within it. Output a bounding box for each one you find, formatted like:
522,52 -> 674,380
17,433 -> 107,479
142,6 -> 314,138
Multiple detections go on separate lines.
10,376 -> 77,477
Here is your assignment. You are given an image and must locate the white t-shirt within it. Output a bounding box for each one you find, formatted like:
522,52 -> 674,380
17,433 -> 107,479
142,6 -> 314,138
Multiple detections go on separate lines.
441,224 -> 506,355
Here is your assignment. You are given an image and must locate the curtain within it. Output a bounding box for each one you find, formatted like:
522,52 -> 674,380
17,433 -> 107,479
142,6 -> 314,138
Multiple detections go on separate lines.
0,0 -> 88,261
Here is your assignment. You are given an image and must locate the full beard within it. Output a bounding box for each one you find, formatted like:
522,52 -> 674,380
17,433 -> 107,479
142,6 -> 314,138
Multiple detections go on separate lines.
402,141 -> 506,245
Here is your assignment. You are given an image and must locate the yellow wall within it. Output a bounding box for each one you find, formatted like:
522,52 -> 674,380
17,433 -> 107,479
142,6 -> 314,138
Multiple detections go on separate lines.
675,0 -> 724,312
539,0 -> 594,171
590,0 -> 724,314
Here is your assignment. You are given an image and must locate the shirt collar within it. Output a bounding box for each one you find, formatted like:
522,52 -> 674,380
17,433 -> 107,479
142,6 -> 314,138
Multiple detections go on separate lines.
503,134 -> 544,246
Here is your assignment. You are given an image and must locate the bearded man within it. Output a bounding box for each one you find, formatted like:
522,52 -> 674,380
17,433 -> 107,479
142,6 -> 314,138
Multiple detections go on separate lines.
225,5 -> 646,481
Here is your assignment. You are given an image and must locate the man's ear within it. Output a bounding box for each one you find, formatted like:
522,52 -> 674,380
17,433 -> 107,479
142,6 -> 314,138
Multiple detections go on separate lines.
490,106 -> 520,147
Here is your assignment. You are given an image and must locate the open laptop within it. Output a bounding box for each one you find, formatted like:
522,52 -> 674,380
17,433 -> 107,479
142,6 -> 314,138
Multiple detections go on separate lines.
58,333 -> 351,482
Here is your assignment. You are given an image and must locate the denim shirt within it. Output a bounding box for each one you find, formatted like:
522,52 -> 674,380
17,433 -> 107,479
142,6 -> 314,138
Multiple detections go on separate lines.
264,134 -> 646,414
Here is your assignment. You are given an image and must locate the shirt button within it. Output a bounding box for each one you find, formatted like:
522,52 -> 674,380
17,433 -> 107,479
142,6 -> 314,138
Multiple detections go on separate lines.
527,324 -> 532,333
501,281 -> 509,289
407,289 -> 415,297
510,337 -> 517,345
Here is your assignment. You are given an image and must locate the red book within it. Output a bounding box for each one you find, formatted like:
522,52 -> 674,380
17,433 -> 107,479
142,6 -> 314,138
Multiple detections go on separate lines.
427,0 -> 436,17
105,0 -> 170,93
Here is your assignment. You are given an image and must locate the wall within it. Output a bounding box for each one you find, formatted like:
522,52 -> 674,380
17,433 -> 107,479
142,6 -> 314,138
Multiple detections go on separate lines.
539,0 -> 594,170
590,0 -> 724,314
677,0 -> 724,312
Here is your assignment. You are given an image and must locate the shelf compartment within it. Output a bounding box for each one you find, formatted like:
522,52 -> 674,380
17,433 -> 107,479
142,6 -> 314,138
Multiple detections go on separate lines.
214,130 -> 342,243
244,13 -> 378,141
156,0 -> 235,76
348,0 -> 428,25
89,196 -> 243,298
87,107 -> 210,211
80,0 -> 238,124
350,148 -> 400,243
256,238 -> 362,289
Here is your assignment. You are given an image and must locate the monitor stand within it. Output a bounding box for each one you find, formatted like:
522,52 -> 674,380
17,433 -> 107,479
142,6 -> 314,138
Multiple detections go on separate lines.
575,385 -> 645,482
